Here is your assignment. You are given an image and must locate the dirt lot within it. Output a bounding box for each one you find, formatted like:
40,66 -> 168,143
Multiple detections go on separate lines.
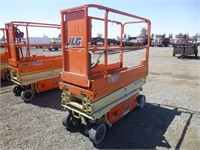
0,46 -> 200,149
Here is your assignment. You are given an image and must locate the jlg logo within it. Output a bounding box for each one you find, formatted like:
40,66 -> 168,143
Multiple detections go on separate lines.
67,36 -> 82,46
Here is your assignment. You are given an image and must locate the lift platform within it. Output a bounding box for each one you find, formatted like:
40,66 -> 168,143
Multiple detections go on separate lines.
59,4 -> 151,145
5,21 -> 62,102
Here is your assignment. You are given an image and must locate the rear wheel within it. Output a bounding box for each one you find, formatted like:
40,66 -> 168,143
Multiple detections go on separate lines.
89,123 -> 106,145
13,85 -> 22,96
137,95 -> 146,109
5,73 -> 10,81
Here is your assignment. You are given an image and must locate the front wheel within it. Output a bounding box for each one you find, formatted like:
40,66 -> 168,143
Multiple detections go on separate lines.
89,123 -> 106,145
62,113 -> 81,128
21,89 -> 35,102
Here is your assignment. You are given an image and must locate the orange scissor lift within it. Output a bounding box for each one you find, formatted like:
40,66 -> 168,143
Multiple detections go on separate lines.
60,4 -> 151,145
0,28 -> 10,80
5,21 -> 62,102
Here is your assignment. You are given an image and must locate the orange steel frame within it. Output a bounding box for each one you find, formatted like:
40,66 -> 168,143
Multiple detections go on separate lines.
5,21 -> 62,94
60,4 -> 151,101
5,21 -> 61,67
0,28 -> 9,80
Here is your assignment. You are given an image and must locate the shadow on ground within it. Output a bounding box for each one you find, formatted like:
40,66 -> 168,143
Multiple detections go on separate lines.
3,83 -> 193,149
0,80 -> 13,87
97,103 -> 180,149
63,102 -> 195,149
29,88 -> 64,111
177,56 -> 200,60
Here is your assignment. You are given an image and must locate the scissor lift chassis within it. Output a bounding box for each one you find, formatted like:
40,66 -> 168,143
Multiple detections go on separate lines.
10,57 -> 62,102
61,78 -> 145,121
61,77 -> 146,145
10,67 -> 61,85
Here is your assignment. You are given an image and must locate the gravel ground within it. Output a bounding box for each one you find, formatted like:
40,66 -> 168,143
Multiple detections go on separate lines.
0,46 -> 200,149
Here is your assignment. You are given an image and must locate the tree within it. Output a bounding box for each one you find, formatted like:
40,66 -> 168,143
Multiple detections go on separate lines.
151,33 -> 154,38
169,33 -> 173,39
139,27 -> 147,37
171,33 -> 173,39
123,33 -> 127,39
58,34 -> 61,39
97,33 -> 102,38
43,34 -> 48,38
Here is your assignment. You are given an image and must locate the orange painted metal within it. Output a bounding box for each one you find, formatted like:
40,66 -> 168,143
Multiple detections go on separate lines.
9,56 -> 62,74
60,4 -> 151,101
37,77 -> 60,92
60,64 -> 146,101
107,94 -> 138,124
0,51 -> 8,63
5,21 -> 61,67
0,70 -> 3,79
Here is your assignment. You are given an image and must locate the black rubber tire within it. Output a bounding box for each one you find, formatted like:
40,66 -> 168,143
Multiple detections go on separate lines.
13,85 -> 22,96
62,114 -> 73,128
55,47 -> 58,51
137,95 -> 146,109
89,123 -> 106,145
62,113 -> 81,128
21,89 -> 35,102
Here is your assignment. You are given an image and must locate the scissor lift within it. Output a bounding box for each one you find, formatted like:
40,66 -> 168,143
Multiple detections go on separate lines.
60,4 -> 151,145
5,21 -> 62,102
0,28 -> 10,80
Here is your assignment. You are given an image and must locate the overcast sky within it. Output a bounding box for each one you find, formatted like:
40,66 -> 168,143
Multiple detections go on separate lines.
0,0 -> 199,38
